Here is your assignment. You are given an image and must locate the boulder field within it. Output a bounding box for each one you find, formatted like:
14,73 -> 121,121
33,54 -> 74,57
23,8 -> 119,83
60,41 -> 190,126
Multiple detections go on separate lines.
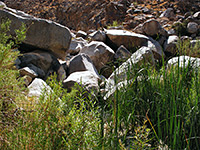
0,1 -> 199,99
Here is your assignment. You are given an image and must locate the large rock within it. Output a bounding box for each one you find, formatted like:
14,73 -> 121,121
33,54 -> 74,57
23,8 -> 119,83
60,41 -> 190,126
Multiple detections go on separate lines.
80,41 -> 115,71
19,50 -> 53,75
167,56 -> 200,69
0,5 -> 72,60
68,53 -> 99,76
63,71 -> 101,91
108,46 -> 155,86
105,29 -> 149,52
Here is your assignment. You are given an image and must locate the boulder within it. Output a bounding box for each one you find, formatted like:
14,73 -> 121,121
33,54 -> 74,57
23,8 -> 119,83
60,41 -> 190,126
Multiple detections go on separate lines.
164,35 -> 179,56
63,71 -> 101,91
0,5 -> 72,60
187,22 -> 199,34
68,53 -> 99,76
28,78 -> 52,98
167,56 -> 200,69
108,46 -> 155,86
80,41 -> 115,71
105,29 -> 149,52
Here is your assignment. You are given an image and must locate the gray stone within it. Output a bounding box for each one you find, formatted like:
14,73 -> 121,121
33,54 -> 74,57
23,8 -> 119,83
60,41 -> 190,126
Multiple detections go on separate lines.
114,45 -> 131,60
63,71 -> 101,91
105,29 -> 149,51
187,22 -> 199,34
148,38 -> 165,60
0,6 -> 72,60
80,41 -> 115,71
164,35 -> 179,55
142,19 -> 168,37
89,30 -> 106,42
68,53 -> 99,76
28,78 -> 52,98
160,8 -> 175,20
19,50 -> 53,75
167,56 -> 200,69
108,46 -> 155,86
68,38 -> 87,55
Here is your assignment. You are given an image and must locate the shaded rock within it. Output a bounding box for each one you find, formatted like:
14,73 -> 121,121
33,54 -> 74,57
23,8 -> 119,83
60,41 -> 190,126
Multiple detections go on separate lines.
164,35 -> 179,56
80,41 -> 115,71
19,51 -> 53,76
160,8 -> 175,20
167,56 -> 200,69
108,46 -> 155,86
57,65 -> 66,81
148,38 -> 165,60
63,71 -> 100,91
114,45 -> 131,60
187,22 -> 199,34
28,78 -> 52,98
0,6 -> 72,60
105,29 -> 149,52
76,30 -> 87,39
68,53 -> 99,76
89,30 -> 106,42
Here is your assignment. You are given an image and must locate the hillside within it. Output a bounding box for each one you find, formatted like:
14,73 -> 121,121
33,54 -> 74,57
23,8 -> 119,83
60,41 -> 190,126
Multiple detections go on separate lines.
2,0 -> 200,31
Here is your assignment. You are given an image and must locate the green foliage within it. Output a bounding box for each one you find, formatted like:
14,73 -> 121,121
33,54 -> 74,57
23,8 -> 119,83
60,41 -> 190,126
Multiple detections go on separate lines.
0,19 -> 27,147
6,74 -> 101,150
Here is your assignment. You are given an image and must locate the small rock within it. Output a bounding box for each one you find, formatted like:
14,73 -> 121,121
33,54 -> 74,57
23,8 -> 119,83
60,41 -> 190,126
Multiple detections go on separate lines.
114,45 -> 131,60
160,8 -> 175,20
164,35 -> 179,56
28,78 -> 52,98
89,30 -> 106,42
193,11 -> 200,19
19,66 -> 38,78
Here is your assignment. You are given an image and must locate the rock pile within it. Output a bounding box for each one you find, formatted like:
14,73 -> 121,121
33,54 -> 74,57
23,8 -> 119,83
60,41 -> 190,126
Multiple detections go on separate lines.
0,1 -> 199,100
